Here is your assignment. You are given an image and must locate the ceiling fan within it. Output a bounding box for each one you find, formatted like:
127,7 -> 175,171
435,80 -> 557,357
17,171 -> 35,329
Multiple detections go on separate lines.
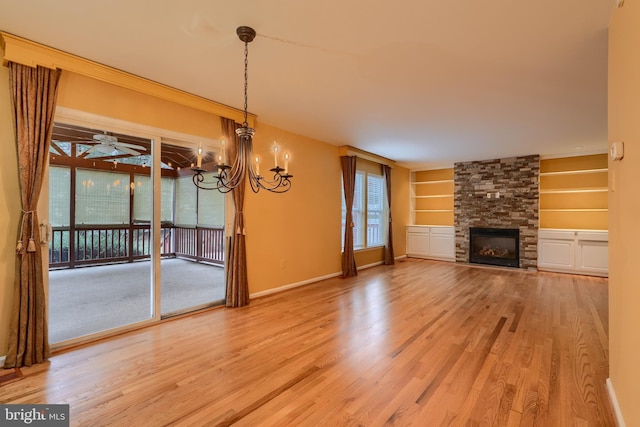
82,133 -> 147,156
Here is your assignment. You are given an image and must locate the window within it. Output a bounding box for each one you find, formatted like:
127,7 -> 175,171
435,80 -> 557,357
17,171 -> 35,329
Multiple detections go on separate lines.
342,169 -> 387,250
367,174 -> 385,247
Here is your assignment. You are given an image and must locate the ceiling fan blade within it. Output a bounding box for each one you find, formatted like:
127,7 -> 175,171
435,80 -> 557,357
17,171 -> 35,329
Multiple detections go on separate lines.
95,144 -> 116,154
117,146 -> 142,156
115,142 -> 146,151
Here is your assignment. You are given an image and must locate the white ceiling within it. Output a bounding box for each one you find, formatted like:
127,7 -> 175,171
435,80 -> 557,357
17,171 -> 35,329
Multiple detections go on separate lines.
0,0 -> 615,169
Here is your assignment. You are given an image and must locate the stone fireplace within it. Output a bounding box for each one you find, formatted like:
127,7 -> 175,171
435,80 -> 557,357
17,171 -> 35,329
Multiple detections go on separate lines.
454,155 -> 539,269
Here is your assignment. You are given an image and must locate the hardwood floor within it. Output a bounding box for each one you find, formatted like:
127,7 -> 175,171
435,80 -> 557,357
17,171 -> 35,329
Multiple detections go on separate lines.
0,259 -> 614,426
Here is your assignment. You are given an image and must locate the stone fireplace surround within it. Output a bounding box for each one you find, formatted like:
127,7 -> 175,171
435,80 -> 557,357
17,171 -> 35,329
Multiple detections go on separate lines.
454,155 -> 539,270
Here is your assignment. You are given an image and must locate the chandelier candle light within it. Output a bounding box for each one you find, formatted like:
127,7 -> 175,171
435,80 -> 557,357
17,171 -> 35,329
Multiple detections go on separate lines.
191,26 -> 293,193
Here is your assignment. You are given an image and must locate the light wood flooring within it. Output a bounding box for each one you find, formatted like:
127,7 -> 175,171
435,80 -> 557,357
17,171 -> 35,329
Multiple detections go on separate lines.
0,259 -> 614,426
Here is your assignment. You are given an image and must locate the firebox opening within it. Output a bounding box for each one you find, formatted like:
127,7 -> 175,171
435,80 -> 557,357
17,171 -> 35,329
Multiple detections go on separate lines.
469,227 -> 519,268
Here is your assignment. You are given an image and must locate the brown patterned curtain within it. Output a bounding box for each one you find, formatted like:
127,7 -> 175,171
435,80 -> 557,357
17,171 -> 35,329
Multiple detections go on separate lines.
383,164 -> 395,265
222,117 -> 249,307
4,63 -> 61,368
341,156 -> 358,277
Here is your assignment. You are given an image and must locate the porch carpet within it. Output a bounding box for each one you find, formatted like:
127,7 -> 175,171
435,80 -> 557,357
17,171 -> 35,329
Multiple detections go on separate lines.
48,258 -> 225,344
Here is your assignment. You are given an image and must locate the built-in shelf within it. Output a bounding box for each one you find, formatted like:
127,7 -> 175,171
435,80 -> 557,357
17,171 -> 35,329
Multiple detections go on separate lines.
539,168 -> 608,176
412,179 -> 454,185
410,168 -> 455,226
540,188 -> 608,194
539,155 -> 608,230
540,208 -> 608,212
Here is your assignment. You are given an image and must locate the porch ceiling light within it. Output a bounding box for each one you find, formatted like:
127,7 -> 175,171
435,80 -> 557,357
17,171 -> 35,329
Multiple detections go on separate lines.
191,26 -> 293,193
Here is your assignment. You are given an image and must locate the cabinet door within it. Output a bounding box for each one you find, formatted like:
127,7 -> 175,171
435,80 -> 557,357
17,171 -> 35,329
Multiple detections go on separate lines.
576,241 -> 608,275
538,239 -> 575,271
407,233 -> 430,256
429,233 -> 455,260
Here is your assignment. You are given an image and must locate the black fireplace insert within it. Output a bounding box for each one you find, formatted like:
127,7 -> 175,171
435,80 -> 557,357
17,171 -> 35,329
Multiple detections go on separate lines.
469,227 -> 519,268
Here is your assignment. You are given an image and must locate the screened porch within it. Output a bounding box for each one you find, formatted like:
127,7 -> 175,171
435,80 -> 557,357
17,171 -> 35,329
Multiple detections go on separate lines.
48,123 -> 226,270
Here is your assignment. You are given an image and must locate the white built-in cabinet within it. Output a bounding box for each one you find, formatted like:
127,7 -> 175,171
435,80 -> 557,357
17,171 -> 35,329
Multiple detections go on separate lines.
406,226 -> 455,261
538,229 -> 608,277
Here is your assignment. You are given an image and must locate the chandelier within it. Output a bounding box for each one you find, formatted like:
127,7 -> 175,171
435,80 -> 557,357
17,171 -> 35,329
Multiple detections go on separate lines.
192,26 -> 293,193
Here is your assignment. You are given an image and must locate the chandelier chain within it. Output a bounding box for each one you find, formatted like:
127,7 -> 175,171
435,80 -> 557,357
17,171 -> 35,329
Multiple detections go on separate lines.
243,40 -> 249,128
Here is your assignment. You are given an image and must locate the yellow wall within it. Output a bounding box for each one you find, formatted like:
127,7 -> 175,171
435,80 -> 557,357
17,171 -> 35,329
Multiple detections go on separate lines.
539,154 -> 608,230
57,72 -> 220,139
243,122 -> 343,293
0,45 -> 410,354
609,3 -> 640,426
0,45 -> 18,356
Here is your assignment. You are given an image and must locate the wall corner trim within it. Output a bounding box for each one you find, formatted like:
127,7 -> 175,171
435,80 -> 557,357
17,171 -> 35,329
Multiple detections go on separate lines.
607,378 -> 627,427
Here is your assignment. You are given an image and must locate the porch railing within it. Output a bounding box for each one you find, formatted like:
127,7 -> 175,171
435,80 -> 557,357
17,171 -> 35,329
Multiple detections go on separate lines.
49,225 -> 225,269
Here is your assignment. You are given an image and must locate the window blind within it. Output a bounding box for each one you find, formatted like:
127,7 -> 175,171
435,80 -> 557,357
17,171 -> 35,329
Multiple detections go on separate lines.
133,175 -> 175,223
49,166 -> 70,226
197,172 -> 225,227
175,176 -> 197,226
76,169 -> 130,225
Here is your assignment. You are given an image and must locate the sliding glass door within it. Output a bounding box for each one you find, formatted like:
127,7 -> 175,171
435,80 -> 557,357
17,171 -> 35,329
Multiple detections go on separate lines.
47,125 -> 154,344
160,142 -> 226,317
46,121 -> 226,346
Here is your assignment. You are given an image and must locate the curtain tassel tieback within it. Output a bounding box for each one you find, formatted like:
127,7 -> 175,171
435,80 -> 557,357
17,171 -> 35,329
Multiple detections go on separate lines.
235,210 -> 246,235
17,210 -> 37,253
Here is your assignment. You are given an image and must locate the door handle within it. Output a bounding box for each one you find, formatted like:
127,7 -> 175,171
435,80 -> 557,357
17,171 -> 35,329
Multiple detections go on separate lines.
40,222 -> 52,245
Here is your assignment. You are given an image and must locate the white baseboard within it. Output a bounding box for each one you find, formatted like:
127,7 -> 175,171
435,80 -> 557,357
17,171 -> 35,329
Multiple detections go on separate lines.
250,271 -> 342,299
607,378 -> 626,427
0,355 -> 5,367
250,257 -> 404,300
357,261 -> 384,271
357,254 -> 407,271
